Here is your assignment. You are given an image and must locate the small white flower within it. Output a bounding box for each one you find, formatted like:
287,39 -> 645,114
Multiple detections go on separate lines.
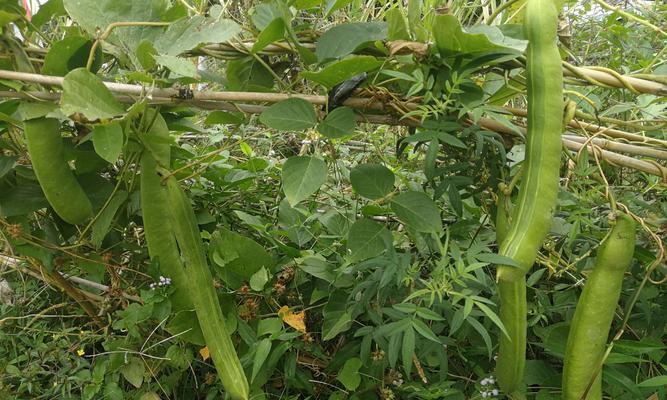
487,378 -> 495,385
491,389 -> 499,396
481,378 -> 489,386
481,392 -> 488,398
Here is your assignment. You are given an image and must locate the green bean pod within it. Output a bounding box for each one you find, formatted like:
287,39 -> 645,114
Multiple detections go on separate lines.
162,173 -> 249,400
139,112 -> 193,313
495,0 -> 563,395
24,117 -> 93,225
562,213 -> 636,400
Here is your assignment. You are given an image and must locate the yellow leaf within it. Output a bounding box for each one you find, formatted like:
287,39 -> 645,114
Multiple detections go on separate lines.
278,305 -> 306,333
199,346 -> 210,361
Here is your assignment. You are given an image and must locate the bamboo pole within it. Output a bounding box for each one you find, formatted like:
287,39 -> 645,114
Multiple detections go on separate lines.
0,70 -> 664,180
506,107 -> 667,148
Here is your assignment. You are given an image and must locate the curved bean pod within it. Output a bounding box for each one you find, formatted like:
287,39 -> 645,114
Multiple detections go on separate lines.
24,117 -> 93,224
139,111 -> 193,313
162,172 -> 250,400
562,213 -> 636,400
495,0 -> 564,395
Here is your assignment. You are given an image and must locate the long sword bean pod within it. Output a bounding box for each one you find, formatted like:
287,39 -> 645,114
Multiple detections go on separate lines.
139,112 -> 193,313
161,172 -> 250,400
24,117 -> 93,225
495,0 -> 564,395
562,213 -> 636,400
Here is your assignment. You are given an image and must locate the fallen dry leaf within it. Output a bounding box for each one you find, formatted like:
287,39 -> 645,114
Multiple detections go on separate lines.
278,305 -> 306,333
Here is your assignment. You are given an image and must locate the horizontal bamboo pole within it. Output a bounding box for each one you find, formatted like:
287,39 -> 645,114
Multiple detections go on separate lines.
1,89 -> 664,181
562,135 -> 667,160
505,107 -> 667,148
0,70 -> 664,180
20,35 -> 667,96
2,69 -> 661,145
478,117 -> 667,181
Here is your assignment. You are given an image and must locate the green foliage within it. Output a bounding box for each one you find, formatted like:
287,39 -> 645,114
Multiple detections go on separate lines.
0,1 -> 665,400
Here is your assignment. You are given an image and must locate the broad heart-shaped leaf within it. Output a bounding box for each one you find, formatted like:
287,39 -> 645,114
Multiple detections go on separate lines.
226,57 -> 275,91
301,56 -> 383,88
432,14 -> 526,56
249,267 -> 270,291
42,35 -> 102,76
316,22 -> 387,62
347,218 -> 392,262
92,122 -> 124,163
317,107 -> 356,139
154,55 -> 199,78
209,228 -> 273,289
120,357 -> 145,388
337,357 -> 362,391
63,0 -> 168,67
281,156 -> 327,205
154,15 -> 241,56
61,68 -> 125,120
260,98 -> 317,131
390,191 -> 442,233
350,163 -> 395,200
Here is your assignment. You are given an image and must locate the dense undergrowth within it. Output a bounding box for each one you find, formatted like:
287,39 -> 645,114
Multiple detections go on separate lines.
0,0 -> 665,399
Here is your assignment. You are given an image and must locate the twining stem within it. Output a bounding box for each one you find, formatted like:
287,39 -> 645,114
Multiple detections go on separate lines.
85,22 -> 170,71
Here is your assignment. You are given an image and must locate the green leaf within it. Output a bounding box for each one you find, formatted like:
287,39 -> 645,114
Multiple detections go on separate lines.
155,15 -> 241,56
0,156 -> 16,179
390,191 -> 442,233
316,22 -> 387,61
166,310 -> 205,345
474,301 -> 508,338
324,0 -> 353,16
92,122 -> 124,163
317,106 -> 356,139
249,267 -> 270,291
0,182 -> 49,217
91,190 -> 128,247
402,327 -> 415,375
476,253 -> 522,269
204,110 -> 245,125
347,218 -> 392,262
411,319 -> 440,343
226,57 -> 275,91
252,18 -> 285,53
259,98 -> 317,131
336,357 -> 362,391
257,318 -> 283,337
637,375 -> 667,387
432,14 -> 526,56
42,36 -> 102,76
350,163 -> 395,200
322,293 -> 352,341
33,0 -> 66,29
154,55 -> 199,78
119,357 -> 145,388
293,0 -> 321,10
301,56 -> 382,88
5,364 -> 20,376
386,7 -> 410,40
466,317 -> 493,359
61,68 -> 125,120
251,339 -> 272,382
63,0 -> 168,67
209,228 -> 273,289
281,156 -> 327,205
296,255 -> 335,283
